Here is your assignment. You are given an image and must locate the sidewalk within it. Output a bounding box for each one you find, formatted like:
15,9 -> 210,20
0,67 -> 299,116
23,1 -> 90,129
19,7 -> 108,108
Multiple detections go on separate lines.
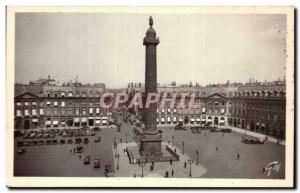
227,126 -> 285,145
112,142 -> 207,178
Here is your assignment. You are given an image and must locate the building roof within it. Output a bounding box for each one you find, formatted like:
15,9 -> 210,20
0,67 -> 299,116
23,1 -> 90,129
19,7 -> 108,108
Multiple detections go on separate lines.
15,84 -> 43,97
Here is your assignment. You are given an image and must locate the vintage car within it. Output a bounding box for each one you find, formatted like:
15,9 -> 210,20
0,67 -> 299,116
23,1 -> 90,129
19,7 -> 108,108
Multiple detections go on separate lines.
60,139 -> 66,144
24,141 -> 30,146
76,146 -> 84,153
94,137 -> 101,142
17,148 -> 26,154
105,165 -> 114,177
75,138 -> 82,144
83,138 -> 89,145
30,140 -> 37,146
67,139 -> 73,144
84,155 -> 91,164
52,139 -> 58,145
37,140 -> 45,146
94,159 -> 101,168
221,128 -> 232,133
17,141 -> 24,147
46,140 -> 52,145
241,138 -> 265,144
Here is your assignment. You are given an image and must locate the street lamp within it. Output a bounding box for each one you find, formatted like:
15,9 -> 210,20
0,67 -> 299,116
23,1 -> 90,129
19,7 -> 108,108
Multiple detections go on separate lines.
188,159 -> 193,177
182,141 -> 185,154
172,135 -> 174,145
117,154 -> 120,170
139,160 -> 146,178
196,150 -> 199,165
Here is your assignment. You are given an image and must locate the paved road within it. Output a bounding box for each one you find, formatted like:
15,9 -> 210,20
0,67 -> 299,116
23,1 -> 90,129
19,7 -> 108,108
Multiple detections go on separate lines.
14,116 -> 285,178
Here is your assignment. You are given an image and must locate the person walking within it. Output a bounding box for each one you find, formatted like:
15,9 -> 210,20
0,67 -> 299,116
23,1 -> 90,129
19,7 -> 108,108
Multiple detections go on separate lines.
184,162 -> 187,168
216,146 -> 219,151
171,169 -> 174,177
134,173 -> 136,178
237,153 -> 240,159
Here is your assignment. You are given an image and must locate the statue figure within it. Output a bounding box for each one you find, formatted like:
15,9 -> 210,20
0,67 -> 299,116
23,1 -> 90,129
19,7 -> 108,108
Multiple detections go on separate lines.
149,16 -> 153,27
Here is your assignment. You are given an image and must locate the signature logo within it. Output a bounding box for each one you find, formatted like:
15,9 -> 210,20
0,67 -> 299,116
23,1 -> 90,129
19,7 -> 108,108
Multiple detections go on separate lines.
265,161 -> 281,176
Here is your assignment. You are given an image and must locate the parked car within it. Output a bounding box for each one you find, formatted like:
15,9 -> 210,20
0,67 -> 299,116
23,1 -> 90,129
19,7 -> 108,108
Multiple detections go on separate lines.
83,138 -> 89,145
105,165 -> 114,177
76,146 -> 84,153
37,140 -> 45,146
60,139 -> 66,144
75,138 -> 82,144
46,140 -> 52,145
84,156 -> 91,164
94,159 -> 101,168
67,139 -> 73,144
17,148 -> 26,154
17,141 -> 24,147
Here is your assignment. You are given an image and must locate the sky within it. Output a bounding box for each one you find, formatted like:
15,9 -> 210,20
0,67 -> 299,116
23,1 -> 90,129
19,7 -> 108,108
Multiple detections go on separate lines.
15,13 -> 287,88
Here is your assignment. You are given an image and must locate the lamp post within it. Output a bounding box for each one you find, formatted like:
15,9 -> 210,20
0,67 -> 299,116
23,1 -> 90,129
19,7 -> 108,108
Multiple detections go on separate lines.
140,161 -> 146,178
117,154 -> 120,170
196,150 -> 199,165
182,141 -> 185,154
188,159 -> 193,177
172,135 -> 174,145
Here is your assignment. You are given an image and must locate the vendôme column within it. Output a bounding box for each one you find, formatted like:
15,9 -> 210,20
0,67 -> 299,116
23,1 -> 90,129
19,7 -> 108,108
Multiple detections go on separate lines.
140,16 -> 162,159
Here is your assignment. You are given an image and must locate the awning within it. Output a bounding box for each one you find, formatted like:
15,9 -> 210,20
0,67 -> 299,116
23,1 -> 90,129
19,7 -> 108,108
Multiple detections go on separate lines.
102,116 -> 108,120
45,120 -> 51,125
95,120 -> 101,125
53,120 -> 58,125
61,121 -> 66,125
179,118 -> 183,122
81,118 -> 87,123
220,119 -> 225,123
32,118 -> 38,123
88,117 -> 94,120
196,118 -> 201,122
74,118 -> 80,123
95,117 -> 101,120
102,120 -> 107,124
201,118 -> 206,121
190,118 -> 195,122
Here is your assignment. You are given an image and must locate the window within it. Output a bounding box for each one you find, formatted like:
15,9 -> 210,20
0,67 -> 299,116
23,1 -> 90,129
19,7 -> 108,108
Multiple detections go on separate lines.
60,108 -> 65,115
32,109 -> 37,116
24,109 -> 29,116
46,101 -> 51,106
89,108 -> 93,115
75,107 -> 80,115
39,108 -> 44,115
61,101 -> 65,107
16,110 -> 22,117
24,102 -> 29,106
53,108 -> 58,115
96,108 -> 100,115
82,108 -> 87,115
54,101 -> 58,107
16,102 -> 21,107
32,102 -> 37,106
46,108 -> 51,115
61,92 -> 66,97
68,108 -> 73,115
68,92 -> 73,97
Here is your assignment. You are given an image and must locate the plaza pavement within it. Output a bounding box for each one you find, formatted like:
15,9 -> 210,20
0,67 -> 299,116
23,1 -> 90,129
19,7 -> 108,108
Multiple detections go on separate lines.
112,142 -> 207,178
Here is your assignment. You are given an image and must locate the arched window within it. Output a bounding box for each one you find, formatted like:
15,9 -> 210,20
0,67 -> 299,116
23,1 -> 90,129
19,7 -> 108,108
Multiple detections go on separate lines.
68,91 -> 73,97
